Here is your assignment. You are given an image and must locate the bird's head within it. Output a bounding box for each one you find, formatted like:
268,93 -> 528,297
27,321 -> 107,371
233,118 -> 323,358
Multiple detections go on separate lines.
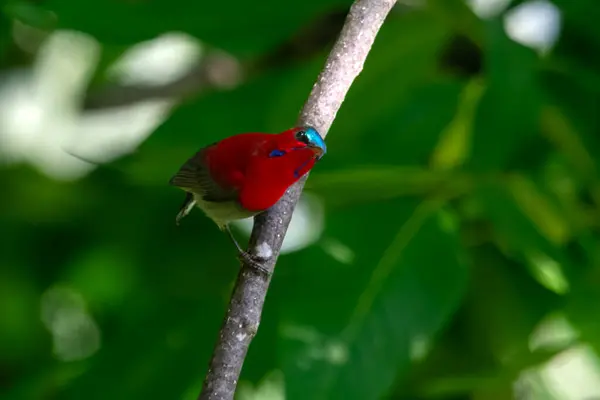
269,126 -> 327,160
292,126 -> 327,160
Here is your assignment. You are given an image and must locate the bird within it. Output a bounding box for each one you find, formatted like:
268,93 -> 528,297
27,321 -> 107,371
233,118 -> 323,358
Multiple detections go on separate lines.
169,125 -> 327,272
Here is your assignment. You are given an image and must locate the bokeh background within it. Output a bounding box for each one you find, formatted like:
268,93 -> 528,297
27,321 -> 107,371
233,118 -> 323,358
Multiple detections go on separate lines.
1,0 -> 600,399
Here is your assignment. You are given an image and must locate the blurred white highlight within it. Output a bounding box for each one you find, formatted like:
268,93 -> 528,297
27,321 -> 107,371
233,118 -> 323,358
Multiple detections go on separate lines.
529,313 -> 577,351
467,0 -> 512,18
108,32 -> 203,86
467,0 -> 562,54
542,345 -> 600,399
40,285 -> 101,361
504,0 -> 561,53
0,31 -> 101,178
527,251 -> 570,294
517,313 -> 600,399
321,237 -> 355,264
237,370 -> 285,400
281,323 -> 349,369
0,30 -> 202,180
410,335 -> 430,361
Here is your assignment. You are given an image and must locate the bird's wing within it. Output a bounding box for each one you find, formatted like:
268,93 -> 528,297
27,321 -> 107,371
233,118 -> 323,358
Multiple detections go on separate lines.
169,146 -> 235,202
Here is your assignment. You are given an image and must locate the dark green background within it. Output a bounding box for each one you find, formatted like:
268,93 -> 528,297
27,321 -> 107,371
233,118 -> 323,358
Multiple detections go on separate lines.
1,0 -> 600,399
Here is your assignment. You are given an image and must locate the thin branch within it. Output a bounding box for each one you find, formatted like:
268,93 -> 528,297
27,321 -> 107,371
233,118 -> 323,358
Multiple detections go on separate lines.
198,1 -> 397,399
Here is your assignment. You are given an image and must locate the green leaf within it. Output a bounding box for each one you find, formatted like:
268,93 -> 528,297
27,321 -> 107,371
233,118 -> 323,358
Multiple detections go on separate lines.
282,199 -> 469,400
390,245 -> 564,399
430,78 -> 485,170
461,245 -> 562,367
475,180 -> 575,294
467,19 -> 541,171
541,71 -> 600,189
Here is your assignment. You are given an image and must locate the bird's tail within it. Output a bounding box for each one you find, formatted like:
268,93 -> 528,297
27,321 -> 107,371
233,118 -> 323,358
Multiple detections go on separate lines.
175,193 -> 196,225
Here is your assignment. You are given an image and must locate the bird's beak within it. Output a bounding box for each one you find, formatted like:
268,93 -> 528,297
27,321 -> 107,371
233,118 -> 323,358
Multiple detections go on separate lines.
309,137 -> 327,160
311,145 -> 325,160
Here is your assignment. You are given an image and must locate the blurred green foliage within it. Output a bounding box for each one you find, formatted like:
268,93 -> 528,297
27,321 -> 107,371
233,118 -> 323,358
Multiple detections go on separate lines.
1,0 -> 600,399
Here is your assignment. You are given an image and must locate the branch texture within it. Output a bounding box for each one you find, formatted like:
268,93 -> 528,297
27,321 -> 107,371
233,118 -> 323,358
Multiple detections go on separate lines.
199,1 -> 397,399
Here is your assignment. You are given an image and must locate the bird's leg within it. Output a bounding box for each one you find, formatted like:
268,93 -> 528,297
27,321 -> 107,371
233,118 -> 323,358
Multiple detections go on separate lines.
176,193 -> 196,225
224,224 -> 271,275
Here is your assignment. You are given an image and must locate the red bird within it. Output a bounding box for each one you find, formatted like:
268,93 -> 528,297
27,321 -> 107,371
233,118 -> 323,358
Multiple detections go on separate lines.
169,126 -> 327,268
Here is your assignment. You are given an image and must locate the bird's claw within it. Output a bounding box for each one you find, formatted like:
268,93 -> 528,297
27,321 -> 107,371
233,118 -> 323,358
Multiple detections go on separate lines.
237,251 -> 272,275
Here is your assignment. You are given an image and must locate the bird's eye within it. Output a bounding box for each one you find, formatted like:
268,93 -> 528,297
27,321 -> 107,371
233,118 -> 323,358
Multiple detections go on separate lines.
295,130 -> 309,144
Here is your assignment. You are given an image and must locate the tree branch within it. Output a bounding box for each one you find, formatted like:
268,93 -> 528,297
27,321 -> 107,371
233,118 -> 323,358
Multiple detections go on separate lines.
198,1 -> 397,399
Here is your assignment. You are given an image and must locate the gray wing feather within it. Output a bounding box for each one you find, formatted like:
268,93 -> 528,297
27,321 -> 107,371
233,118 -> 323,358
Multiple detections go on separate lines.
169,146 -> 236,202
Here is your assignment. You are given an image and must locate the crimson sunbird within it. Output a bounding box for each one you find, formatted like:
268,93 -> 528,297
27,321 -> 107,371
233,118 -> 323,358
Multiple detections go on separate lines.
169,126 -> 327,270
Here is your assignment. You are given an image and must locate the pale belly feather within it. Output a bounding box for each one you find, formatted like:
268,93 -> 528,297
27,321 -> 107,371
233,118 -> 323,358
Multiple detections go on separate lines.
193,194 -> 259,230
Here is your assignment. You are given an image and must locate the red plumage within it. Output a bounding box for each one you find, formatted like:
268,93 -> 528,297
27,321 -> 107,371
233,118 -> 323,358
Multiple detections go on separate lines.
201,131 -> 317,212
169,126 -> 326,269
170,126 -> 326,231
